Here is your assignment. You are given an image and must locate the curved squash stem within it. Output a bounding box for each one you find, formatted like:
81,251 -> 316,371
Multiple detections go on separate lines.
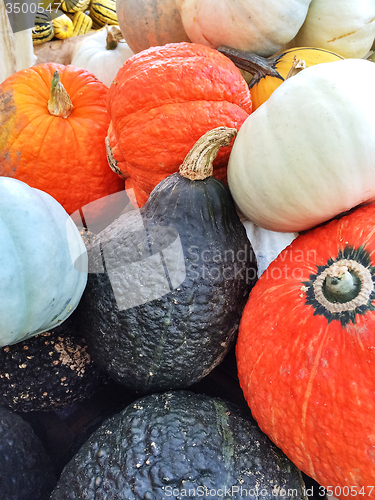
47,70 -> 74,119
179,127 -> 237,181
105,25 -> 125,50
218,45 -> 282,88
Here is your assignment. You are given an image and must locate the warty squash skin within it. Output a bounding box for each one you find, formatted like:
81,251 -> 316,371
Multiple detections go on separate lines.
78,128 -> 257,393
106,42 -> 252,208
228,58 -> 375,233
50,391 -> 306,500
0,315 -> 108,412
236,204 -> 375,494
0,406 -> 56,499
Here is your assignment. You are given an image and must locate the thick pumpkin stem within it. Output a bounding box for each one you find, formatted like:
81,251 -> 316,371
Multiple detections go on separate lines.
179,127 -> 237,181
105,25 -> 124,50
218,45 -> 282,88
313,259 -> 374,312
47,70 -> 74,119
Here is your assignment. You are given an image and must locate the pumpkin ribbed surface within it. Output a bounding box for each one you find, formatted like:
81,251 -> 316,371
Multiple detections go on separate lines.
106,42 -> 252,207
236,204 -> 375,494
52,12 -> 74,39
0,63 -> 124,216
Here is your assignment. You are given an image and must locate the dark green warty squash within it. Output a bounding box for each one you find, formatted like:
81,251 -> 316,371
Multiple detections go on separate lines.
50,391 -> 306,500
78,127 -> 257,393
0,406 -> 56,499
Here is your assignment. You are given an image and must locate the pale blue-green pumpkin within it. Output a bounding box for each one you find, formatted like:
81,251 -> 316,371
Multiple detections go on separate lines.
0,178 -> 88,347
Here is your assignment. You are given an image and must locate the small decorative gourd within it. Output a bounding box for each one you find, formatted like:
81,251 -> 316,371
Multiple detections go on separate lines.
32,10 -> 55,45
0,177 -> 87,347
52,12 -> 74,39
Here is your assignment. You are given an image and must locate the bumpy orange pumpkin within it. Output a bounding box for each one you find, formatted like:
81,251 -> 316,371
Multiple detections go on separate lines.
236,204 -> 375,495
0,63 -> 124,216
106,42 -> 252,207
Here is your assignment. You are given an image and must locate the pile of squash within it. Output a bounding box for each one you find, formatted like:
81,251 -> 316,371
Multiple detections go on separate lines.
32,0 -> 118,44
2,0 -> 375,498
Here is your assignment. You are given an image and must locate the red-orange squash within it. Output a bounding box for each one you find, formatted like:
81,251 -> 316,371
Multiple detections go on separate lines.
0,63 -> 124,216
236,204 -> 375,495
106,42 -> 252,207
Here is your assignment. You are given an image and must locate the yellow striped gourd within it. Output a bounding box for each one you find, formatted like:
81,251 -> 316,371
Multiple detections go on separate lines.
72,11 -> 93,36
61,0 -> 90,13
52,12 -> 74,39
89,0 -> 117,27
32,11 -> 55,45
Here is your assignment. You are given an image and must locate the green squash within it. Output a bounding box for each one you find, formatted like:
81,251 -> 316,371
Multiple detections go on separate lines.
0,178 -> 87,347
0,406 -> 56,499
50,391 -> 306,499
78,127 -> 257,393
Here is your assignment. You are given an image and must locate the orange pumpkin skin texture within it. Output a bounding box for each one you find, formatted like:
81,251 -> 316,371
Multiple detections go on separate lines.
106,42 -> 252,207
0,63 -> 124,216
236,205 -> 375,494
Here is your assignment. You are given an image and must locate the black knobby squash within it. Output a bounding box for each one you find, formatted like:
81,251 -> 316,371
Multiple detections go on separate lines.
78,127 -> 257,393
50,391 -> 306,499
0,314 -> 108,412
0,406 -> 56,499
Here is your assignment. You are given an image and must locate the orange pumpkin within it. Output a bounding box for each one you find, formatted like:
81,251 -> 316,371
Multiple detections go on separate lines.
236,204 -> 375,494
0,63 -> 124,216
106,42 -> 252,207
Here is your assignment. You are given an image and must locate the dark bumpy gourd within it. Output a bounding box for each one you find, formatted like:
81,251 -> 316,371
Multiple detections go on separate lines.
0,315 -> 108,412
79,127 -> 257,393
0,406 -> 56,499
50,391 -> 305,500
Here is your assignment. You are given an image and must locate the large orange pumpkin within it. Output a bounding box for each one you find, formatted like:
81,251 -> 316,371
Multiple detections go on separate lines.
0,63 -> 124,216
106,42 -> 252,207
236,204 -> 375,495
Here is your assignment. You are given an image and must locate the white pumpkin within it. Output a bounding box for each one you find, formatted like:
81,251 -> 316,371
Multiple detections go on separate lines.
175,0 -> 312,57
71,26 -> 133,87
227,58 -> 375,233
291,0 -> 375,58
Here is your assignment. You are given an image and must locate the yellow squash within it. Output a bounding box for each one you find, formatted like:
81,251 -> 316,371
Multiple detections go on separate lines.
219,46 -> 344,110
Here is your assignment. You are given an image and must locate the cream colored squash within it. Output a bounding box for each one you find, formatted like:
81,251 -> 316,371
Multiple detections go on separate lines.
71,26 -> 133,87
227,58 -> 375,233
0,1 -> 36,83
291,0 -> 375,58
116,0 -> 190,53
175,0 -> 312,57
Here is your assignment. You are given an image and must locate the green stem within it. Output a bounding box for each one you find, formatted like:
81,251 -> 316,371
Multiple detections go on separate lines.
179,127 -> 237,181
47,71 -> 74,119
323,264 -> 360,304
